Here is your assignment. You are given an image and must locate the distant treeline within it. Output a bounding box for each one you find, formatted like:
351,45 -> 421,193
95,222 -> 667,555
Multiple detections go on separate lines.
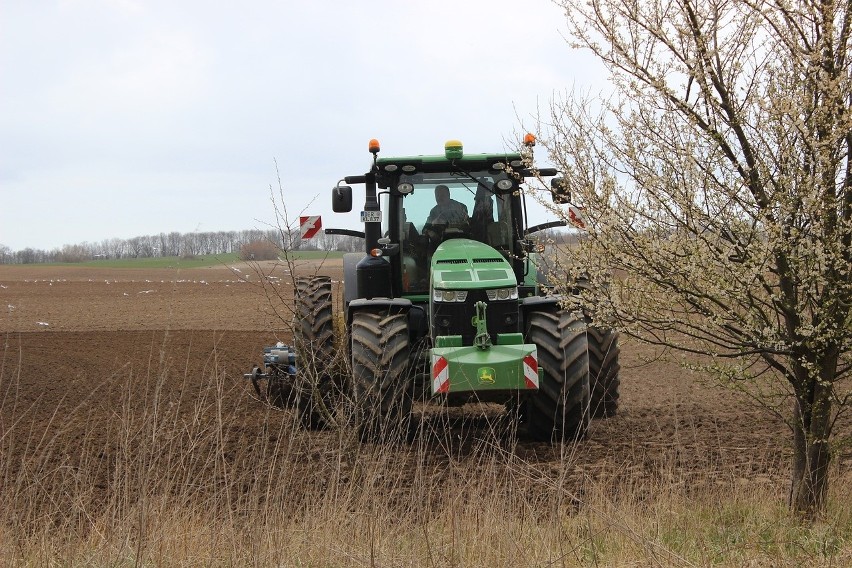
0,227 -> 574,265
0,228 -> 366,265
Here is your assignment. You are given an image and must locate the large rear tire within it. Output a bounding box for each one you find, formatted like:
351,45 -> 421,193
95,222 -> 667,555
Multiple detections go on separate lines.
525,310 -> 590,442
293,276 -> 340,429
350,307 -> 411,442
588,326 -> 620,418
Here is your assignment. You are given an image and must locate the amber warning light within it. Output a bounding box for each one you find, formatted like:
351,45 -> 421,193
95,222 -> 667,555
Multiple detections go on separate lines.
523,133 -> 536,146
369,139 -> 381,154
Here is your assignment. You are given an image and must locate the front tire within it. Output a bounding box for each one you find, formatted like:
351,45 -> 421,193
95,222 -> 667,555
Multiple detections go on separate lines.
525,310 -> 590,442
350,307 -> 412,442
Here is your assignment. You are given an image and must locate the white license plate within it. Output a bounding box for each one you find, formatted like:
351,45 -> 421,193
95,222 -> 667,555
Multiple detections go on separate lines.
360,211 -> 382,223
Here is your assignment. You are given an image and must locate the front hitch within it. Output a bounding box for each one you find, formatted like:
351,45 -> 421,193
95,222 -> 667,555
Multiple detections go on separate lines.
472,301 -> 492,350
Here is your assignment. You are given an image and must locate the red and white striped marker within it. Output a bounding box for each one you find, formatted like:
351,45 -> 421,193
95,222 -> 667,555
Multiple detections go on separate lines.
523,352 -> 539,389
299,216 -> 322,239
432,355 -> 450,394
567,206 -> 586,230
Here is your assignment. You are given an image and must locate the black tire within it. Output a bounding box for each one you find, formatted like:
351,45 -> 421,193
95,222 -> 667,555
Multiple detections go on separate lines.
350,307 -> 411,442
293,276 -> 340,429
588,326 -> 620,418
525,310 -> 590,442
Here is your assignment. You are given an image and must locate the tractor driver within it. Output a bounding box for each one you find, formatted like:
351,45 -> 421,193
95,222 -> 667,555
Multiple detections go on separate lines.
424,185 -> 469,240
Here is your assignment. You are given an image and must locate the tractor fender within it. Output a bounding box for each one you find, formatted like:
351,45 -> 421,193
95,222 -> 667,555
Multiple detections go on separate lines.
520,295 -> 563,310
342,252 -> 362,311
346,298 -> 412,325
520,295 -> 562,327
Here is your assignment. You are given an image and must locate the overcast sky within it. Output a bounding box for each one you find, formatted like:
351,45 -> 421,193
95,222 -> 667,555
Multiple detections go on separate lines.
0,0 -> 606,252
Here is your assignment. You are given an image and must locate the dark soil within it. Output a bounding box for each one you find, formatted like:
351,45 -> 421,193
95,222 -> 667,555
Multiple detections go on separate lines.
2,261 -> 848,515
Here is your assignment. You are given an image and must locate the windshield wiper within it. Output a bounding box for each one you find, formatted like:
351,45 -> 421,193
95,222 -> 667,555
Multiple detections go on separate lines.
450,164 -> 500,201
451,165 -> 494,194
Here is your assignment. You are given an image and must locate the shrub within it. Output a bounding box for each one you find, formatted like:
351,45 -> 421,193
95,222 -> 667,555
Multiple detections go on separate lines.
240,240 -> 278,261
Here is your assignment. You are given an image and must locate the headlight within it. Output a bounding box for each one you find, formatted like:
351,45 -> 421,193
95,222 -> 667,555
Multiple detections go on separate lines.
495,179 -> 514,190
486,287 -> 518,301
433,289 -> 468,302
397,182 -> 414,194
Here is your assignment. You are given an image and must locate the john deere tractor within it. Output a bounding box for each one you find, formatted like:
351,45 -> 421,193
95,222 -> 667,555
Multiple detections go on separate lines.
247,136 -> 620,442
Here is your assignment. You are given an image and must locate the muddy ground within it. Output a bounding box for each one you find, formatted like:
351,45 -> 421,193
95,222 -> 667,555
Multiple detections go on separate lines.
1,259 -> 849,509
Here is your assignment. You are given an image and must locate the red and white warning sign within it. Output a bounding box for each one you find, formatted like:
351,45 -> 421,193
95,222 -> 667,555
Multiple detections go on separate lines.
299,215 -> 322,239
432,355 -> 450,394
567,205 -> 586,230
523,352 -> 539,389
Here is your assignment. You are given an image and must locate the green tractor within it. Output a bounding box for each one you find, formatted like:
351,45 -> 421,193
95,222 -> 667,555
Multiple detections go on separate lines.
247,136 -> 620,442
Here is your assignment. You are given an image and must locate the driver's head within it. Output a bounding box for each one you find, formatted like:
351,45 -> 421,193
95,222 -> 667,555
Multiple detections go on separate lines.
435,184 -> 450,204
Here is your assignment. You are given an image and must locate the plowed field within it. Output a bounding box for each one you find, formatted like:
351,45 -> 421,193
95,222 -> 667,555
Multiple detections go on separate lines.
1,259 -> 848,510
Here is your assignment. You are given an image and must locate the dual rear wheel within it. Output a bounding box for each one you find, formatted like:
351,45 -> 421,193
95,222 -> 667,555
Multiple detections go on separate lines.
267,276 -> 341,430
286,276 -> 413,441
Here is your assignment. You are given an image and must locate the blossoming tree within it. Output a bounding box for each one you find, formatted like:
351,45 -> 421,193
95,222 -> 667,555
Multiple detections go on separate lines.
542,0 -> 851,515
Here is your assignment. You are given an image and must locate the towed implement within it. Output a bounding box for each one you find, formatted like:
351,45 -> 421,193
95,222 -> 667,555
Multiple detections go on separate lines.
247,136 -> 620,442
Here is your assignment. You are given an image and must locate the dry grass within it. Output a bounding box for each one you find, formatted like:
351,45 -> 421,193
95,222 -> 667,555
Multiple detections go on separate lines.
1,343 -> 850,568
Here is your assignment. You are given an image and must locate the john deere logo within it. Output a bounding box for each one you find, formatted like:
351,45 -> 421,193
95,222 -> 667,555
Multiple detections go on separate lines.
478,367 -> 496,384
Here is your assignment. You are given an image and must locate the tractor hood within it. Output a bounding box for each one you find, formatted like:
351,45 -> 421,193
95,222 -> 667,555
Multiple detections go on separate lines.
431,239 -> 516,290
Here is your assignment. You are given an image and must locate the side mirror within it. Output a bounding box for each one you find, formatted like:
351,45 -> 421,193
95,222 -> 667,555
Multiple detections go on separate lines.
332,185 -> 353,212
550,177 -> 571,204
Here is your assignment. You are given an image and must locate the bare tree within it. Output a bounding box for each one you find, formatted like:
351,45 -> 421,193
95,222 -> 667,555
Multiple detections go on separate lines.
0,244 -> 11,264
139,235 -> 157,257
127,236 -> 143,258
316,230 -> 338,252
98,238 -> 120,259
542,0 -> 851,515
165,232 -> 182,257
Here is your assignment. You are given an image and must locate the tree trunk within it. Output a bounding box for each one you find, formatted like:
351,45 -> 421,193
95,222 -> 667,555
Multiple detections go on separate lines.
790,370 -> 833,516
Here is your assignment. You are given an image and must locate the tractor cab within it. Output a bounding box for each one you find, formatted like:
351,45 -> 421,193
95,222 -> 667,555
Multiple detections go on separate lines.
332,138 -> 557,304
379,168 -> 520,294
